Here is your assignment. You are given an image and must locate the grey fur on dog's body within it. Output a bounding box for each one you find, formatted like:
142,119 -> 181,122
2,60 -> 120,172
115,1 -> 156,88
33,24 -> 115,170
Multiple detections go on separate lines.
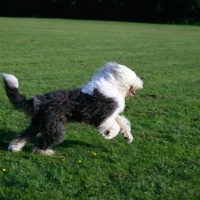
3,62 -> 143,155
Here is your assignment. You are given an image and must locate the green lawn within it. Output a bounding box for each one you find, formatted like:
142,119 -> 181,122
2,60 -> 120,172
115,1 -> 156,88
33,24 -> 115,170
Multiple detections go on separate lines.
0,17 -> 200,199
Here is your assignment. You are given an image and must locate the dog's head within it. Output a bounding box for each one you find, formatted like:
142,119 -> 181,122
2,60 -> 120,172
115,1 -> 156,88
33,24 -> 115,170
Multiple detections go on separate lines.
103,62 -> 144,98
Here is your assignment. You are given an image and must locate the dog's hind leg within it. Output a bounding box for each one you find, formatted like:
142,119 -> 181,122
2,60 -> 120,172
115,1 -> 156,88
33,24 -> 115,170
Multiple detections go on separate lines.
8,123 -> 39,152
115,115 -> 133,143
33,122 -> 65,156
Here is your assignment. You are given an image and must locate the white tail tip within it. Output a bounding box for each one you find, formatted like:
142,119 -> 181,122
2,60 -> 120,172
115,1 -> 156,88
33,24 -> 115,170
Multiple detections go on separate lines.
2,73 -> 19,88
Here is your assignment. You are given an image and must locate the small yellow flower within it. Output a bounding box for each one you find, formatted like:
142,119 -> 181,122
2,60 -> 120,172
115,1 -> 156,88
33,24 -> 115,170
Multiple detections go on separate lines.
78,160 -> 82,163
165,146 -> 168,149
2,168 -> 6,172
92,152 -> 97,156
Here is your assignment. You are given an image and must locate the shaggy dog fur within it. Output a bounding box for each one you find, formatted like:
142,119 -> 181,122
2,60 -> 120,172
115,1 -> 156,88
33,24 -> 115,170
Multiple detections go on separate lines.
2,62 -> 143,155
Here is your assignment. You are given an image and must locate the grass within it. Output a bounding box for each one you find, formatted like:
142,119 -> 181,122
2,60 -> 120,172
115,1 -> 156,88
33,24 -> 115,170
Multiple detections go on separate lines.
0,17 -> 200,199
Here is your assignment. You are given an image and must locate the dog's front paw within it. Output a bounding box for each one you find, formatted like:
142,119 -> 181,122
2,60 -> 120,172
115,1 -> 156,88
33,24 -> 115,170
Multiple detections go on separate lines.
124,134 -> 133,143
102,130 -> 118,140
128,135 -> 133,143
103,134 -> 114,140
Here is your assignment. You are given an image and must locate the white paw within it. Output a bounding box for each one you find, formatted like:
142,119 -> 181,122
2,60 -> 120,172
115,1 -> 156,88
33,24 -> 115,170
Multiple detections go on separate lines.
8,144 -> 21,152
102,131 -> 118,140
103,134 -> 114,140
44,149 -> 54,156
127,135 -> 133,143
123,134 -> 133,143
33,148 -> 54,156
8,141 -> 26,152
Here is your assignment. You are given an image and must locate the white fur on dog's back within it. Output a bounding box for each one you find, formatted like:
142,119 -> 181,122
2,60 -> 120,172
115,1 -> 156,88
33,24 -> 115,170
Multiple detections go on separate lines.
2,73 -> 19,88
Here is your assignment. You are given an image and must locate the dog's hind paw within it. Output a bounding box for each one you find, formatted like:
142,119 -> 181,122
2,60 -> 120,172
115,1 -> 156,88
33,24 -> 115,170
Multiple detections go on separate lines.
33,148 -> 54,156
8,140 -> 26,152
8,144 -> 21,152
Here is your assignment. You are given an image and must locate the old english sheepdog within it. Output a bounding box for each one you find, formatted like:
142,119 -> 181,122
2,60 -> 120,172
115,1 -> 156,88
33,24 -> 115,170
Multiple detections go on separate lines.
2,62 -> 143,155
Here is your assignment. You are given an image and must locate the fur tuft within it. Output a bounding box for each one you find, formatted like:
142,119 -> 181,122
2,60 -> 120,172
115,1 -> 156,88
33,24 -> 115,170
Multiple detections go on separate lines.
2,73 -> 19,88
2,73 -> 33,115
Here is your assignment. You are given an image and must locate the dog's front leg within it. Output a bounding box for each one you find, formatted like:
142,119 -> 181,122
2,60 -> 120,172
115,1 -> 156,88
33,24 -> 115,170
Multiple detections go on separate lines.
115,115 -> 133,143
98,118 -> 120,140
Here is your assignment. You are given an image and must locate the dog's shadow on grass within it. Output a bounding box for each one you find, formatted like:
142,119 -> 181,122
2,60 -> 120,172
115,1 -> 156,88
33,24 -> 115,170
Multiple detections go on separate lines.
0,128 -> 101,152
0,129 -> 16,150
59,140 -> 96,149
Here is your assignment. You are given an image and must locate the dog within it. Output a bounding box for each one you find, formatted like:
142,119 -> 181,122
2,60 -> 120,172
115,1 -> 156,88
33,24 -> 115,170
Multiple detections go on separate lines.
2,62 -> 143,155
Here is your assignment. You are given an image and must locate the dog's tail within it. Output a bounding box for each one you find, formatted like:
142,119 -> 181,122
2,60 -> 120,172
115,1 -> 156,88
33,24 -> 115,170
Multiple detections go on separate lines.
2,73 -> 33,116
